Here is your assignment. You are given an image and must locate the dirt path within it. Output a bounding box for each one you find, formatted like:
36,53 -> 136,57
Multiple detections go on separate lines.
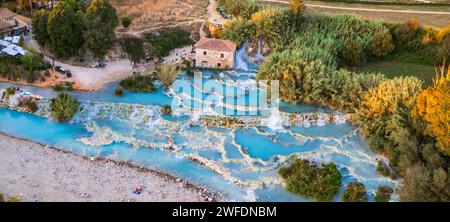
259,0 -> 450,15
208,0 -> 226,26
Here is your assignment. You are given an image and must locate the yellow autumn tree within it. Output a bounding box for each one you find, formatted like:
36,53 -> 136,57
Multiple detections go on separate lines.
354,77 -> 423,137
251,8 -> 277,44
413,65 -> 450,156
290,0 -> 305,14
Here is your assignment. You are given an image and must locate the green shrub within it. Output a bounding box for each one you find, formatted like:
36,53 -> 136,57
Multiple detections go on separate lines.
342,182 -> 367,202
50,92 -> 80,123
120,36 -> 145,64
155,64 -> 179,88
114,86 -> 124,96
216,0 -> 262,19
220,17 -> 255,45
343,39 -> 364,66
161,105 -> 172,115
375,186 -> 393,202
371,28 -> 395,57
18,97 -> 38,113
376,160 -> 397,179
0,193 -> 4,202
119,75 -> 155,93
436,33 -> 450,62
279,158 -> 342,201
144,28 -> 193,58
121,16 -> 132,28
52,84 -> 65,92
393,19 -> 420,44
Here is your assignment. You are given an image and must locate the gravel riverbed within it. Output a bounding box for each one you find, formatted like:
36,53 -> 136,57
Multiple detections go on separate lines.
0,133 -> 217,202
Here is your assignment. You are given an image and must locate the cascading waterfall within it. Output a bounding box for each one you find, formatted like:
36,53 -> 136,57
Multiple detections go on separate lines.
235,39 -> 249,71
266,107 -> 284,131
257,37 -> 262,64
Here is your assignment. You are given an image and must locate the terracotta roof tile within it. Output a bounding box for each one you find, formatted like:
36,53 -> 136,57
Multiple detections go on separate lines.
195,37 -> 236,52
0,8 -> 15,19
0,20 -> 11,30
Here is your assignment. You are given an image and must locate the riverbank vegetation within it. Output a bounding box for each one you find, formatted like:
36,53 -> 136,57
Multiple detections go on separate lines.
119,75 -> 156,93
50,92 -> 80,123
342,182 -> 367,202
145,28 -> 193,58
221,0 -> 450,201
120,36 -> 146,65
32,0 -> 119,60
155,64 -> 179,88
375,186 -> 393,202
0,48 -> 50,84
278,158 -> 342,201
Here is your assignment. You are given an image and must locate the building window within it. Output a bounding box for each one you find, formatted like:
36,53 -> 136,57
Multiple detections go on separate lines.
221,53 -> 224,58
217,63 -> 221,67
203,51 -> 207,56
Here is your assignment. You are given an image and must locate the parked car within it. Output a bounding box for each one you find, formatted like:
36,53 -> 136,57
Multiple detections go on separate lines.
65,70 -> 72,78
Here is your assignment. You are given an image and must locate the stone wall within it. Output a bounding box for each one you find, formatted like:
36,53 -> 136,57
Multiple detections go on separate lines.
195,48 -> 235,69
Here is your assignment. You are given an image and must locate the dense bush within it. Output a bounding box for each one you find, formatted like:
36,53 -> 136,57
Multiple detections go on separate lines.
52,82 -> 74,92
0,193 -> 3,202
343,39 -> 364,66
220,17 -> 254,45
31,10 -> 49,46
393,19 -> 420,45
375,186 -> 393,202
388,20 -> 450,65
161,105 -> 172,115
353,77 -> 423,138
413,67 -> 450,156
121,16 -> 132,28
155,64 -> 179,88
22,49 -> 44,73
119,75 -> 155,93
114,86 -> 124,96
50,92 -> 80,123
32,0 -> 118,60
120,36 -> 145,64
47,1 -> 86,59
257,53 -> 384,112
376,160 -> 396,179
0,52 -> 46,84
342,182 -> 367,202
145,28 -> 193,58
353,75 -> 450,201
18,97 -> 38,113
84,0 -> 119,60
216,0 -> 262,19
371,27 -> 395,57
279,158 -> 342,201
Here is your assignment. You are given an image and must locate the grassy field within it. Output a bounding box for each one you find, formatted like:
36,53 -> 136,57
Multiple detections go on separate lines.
258,0 -> 450,27
353,61 -> 437,86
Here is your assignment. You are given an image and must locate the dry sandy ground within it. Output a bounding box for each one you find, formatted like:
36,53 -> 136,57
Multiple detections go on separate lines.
54,59 -> 134,91
114,0 -> 208,31
0,133 -> 213,202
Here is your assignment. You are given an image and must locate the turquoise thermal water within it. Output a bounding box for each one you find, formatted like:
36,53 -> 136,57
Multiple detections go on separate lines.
0,45 -> 398,201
